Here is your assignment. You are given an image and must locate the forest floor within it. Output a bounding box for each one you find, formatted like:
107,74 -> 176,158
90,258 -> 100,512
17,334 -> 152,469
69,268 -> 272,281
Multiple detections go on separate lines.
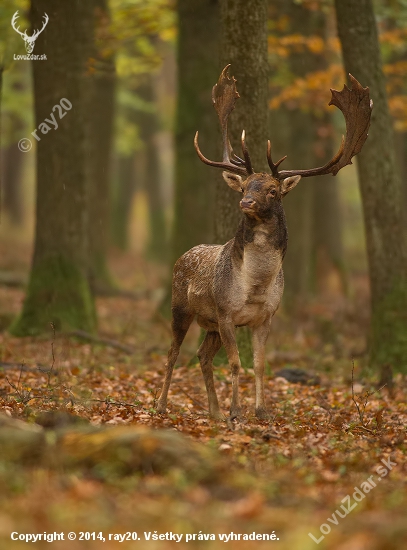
0,239 -> 406,550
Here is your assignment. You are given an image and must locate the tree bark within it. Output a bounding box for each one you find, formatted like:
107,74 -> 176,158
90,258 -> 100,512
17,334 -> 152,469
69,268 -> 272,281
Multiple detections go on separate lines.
136,75 -> 167,262
212,0 -> 268,367
2,141 -> 24,225
171,0 -> 220,263
1,76 -> 28,226
87,0 -> 116,290
279,110 -> 314,307
111,154 -> 135,250
312,170 -> 345,296
335,0 -> 407,372
160,0 -> 220,316
215,0 -> 269,243
401,133 -> 407,229
11,0 -> 96,336
269,1 -> 344,307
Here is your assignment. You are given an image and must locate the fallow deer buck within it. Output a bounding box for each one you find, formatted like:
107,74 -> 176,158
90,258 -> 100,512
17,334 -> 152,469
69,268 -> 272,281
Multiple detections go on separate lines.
157,65 -> 372,421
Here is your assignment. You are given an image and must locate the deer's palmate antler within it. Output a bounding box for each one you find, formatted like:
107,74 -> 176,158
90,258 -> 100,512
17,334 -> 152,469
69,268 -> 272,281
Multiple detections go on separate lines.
194,64 -> 254,176
157,66 -> 372,422
195,66 -> 372,181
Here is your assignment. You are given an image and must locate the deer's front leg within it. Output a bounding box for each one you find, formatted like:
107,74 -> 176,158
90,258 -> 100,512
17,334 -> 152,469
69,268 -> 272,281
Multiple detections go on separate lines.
252,323 -> 271,420
218,321 -> 242,419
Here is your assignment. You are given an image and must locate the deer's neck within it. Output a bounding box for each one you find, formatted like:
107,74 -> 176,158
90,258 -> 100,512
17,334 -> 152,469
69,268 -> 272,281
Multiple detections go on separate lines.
233,202 -> 287,259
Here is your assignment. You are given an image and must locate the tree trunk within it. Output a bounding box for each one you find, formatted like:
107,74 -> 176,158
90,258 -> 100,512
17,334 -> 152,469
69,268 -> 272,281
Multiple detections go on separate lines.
312,172 -> 345,296
160,0 -> 220,316
311,112 -> 345,297
335,0 -> 407,372
215,0 -> 269,243
111,154 -> 135,251
171,0 -> 220,263
394,131 -> 407,231
1,77 -> 26,226
2,141 -> 24,225
136,76 -> 167,262
87,0 -> 116,291
279,110 -> 314,308
11,0 -> 96,336
401,133 -> 407,229
213,0 -> 268,367
269,1 -> 344,307
0,65 -> 3,223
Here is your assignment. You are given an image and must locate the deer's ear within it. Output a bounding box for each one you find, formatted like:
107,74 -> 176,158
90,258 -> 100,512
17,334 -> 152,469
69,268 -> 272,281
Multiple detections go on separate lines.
280,175 -> 301,197
222,171 -> 245,192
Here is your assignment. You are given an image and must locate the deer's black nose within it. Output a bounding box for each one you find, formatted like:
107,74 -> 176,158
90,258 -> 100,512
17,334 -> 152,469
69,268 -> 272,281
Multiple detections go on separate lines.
240,198 -> 256,209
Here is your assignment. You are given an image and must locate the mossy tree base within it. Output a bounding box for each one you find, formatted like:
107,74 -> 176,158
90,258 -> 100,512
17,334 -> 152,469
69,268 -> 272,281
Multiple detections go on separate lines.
10,255 -> 96,337
370,281 -> 407,373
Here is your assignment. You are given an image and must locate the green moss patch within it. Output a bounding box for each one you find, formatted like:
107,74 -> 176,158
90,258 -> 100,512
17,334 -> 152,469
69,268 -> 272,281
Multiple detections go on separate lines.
10,255 -> 96,336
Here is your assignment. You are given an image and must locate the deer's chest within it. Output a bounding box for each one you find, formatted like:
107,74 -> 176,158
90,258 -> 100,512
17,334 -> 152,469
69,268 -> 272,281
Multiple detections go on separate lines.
231,237 -> 283,326
242,232 -> 281,289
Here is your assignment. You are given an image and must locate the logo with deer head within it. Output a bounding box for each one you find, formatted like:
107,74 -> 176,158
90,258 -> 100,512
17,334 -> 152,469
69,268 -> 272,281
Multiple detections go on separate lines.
11,11 -> 49,54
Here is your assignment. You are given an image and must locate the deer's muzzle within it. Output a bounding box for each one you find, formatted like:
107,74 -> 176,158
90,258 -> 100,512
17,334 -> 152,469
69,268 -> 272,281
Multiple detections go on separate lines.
240,198 -> 256,211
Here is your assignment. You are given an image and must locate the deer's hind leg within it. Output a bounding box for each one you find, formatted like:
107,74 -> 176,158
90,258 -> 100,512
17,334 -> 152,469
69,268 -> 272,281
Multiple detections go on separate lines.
197,331 -> 223,420
157,306 -> 194,414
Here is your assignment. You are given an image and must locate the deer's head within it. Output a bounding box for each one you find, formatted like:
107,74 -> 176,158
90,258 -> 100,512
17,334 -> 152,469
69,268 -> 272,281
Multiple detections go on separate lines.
194,65 -> 372,220
12,11 -> 49,54
222,171 -> 300,221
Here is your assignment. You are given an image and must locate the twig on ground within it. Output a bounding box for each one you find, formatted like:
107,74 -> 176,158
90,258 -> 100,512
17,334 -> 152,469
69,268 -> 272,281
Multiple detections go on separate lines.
352,425 -> 375,435
67,329 -> 135,355
351,359 -> 386,427
173,384 -> 208,411
46,322 -> 56,386
226,417 -> 235,430
316,396 -> 334,422
90,398 -> 141,409
149,388 -> 160,409
351,359 -> 363,423
5,363 -> 31,404
262,432 -> 281,441
0,362 -> 49,371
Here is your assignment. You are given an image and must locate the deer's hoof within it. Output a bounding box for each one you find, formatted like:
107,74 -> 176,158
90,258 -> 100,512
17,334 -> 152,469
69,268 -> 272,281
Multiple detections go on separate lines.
156,403 -> 167,414
209,410 -> 227,422
229,406 -> 244,420
255,407 -> 270,421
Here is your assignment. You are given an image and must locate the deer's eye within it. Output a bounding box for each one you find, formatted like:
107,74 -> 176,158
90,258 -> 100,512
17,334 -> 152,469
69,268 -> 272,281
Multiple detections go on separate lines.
268,189 -> 276,197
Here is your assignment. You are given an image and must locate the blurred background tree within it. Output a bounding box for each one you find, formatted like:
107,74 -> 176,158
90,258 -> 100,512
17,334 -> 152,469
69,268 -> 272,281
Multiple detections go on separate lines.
10,0 -> 96,335
268,0 -> 345,309
335,0 -> 407,374
0,0 -> 33,229
159,0 -> 219,316
87,0 -> 116,292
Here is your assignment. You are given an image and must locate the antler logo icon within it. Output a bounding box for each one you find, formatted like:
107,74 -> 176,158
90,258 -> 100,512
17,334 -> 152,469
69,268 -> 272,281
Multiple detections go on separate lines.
11,11 -> 49,54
